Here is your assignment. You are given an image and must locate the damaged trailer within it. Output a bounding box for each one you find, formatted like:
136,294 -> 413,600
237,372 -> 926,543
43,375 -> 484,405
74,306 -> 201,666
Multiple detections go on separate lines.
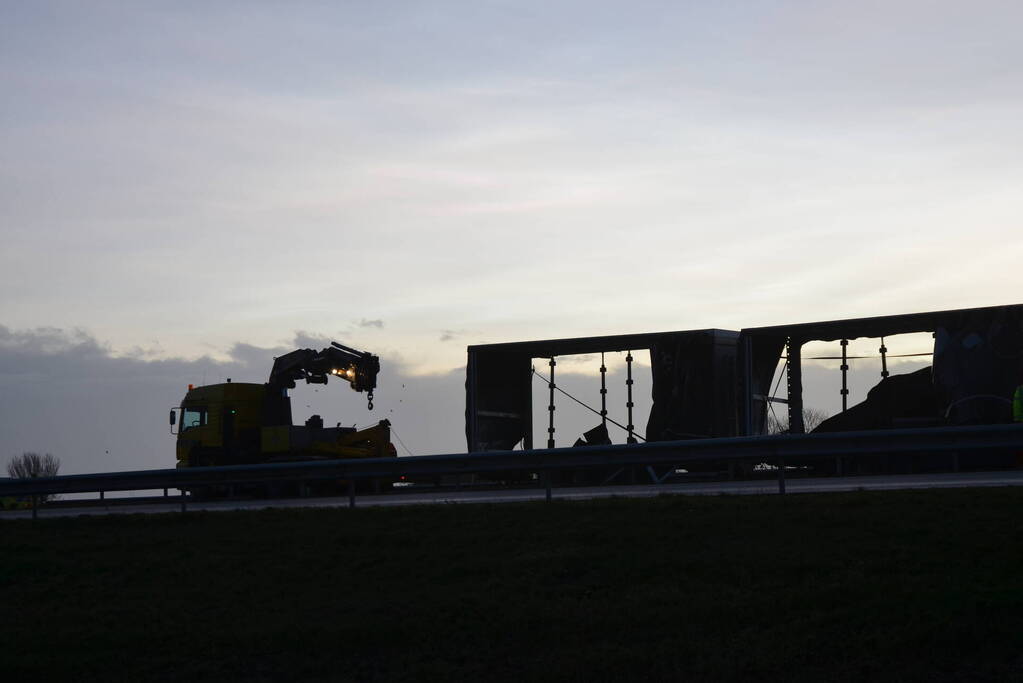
739,303 -> 1023,472
465,329 -> 740,453
464,303 -> 1023,480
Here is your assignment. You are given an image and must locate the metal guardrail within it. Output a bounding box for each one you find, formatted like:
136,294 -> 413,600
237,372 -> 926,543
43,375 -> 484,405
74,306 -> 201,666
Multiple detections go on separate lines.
3,424 -> 1023,515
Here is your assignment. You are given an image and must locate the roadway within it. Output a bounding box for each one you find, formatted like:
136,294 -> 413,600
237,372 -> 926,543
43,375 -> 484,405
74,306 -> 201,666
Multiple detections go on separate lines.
4,469 -> 1023,519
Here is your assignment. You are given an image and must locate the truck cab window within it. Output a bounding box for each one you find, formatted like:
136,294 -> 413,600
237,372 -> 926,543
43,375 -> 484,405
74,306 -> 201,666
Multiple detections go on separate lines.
181,408 -> 207,431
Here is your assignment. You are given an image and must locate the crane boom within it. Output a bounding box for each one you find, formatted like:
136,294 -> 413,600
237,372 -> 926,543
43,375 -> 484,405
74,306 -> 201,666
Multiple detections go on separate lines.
268,342 -> 380,408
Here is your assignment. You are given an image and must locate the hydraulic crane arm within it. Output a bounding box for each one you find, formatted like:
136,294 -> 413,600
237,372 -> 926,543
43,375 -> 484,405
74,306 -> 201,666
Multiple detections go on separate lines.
268,341 -> 380,408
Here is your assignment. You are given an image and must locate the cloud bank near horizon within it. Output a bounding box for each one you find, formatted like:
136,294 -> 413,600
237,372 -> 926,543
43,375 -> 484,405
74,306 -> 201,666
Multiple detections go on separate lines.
0,324 -> 927,477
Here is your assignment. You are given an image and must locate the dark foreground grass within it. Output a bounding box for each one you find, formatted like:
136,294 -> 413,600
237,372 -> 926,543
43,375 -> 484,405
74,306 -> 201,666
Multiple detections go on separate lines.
3,489 -> 1023,682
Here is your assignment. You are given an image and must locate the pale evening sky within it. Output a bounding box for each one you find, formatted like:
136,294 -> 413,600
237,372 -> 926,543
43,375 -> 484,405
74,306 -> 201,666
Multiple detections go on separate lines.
1,1 -> 1020,472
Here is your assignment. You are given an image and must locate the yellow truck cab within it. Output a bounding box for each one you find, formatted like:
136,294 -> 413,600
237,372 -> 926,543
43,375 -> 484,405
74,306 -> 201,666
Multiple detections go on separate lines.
171,342 -> 394,468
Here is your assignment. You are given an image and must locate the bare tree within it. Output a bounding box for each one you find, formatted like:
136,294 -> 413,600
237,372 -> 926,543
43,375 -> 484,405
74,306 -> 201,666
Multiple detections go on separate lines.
6,452 -> 61,504
767,408 -> 830,434
7,452 -> 61,479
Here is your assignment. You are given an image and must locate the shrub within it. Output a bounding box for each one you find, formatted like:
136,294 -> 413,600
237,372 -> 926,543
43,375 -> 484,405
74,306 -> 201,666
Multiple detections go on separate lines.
767,407 -> 829,434
7,452 -> 60,478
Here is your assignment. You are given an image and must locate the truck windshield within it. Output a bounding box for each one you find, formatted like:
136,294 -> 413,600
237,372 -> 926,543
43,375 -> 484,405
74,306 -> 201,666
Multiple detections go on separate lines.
181,407 -> 207,431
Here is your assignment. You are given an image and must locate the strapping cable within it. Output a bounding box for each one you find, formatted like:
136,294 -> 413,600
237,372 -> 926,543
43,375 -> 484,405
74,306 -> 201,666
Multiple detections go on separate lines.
390,426 -> 415,456
531,368 -> 647,442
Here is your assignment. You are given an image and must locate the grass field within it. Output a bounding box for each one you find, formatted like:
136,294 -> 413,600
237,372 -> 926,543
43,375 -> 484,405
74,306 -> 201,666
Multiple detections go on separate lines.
3,489 -> 1023,682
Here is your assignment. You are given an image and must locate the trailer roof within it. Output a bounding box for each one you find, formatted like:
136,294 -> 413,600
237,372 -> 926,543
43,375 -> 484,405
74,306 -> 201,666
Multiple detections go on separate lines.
467,328 -> 738,357
741,303 -> 1023,342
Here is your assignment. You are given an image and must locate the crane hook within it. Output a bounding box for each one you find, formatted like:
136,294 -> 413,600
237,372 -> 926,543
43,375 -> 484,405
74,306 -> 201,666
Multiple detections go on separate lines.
367,391 -> 374,410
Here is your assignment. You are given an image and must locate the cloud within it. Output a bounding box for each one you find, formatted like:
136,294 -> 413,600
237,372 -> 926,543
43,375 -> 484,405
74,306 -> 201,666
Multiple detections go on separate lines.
0,324 -> 108,357
0,326 -> 473,476
556,354 -> 598,365
0,324 -> 654,473
439,330 -> 457,342
357,319 -> 384,329
0,322 -> 935,480
290,332 -> 332,353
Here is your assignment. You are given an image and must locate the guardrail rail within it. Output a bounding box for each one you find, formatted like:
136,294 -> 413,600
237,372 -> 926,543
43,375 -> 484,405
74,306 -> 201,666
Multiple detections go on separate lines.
3,423 -> 1023,518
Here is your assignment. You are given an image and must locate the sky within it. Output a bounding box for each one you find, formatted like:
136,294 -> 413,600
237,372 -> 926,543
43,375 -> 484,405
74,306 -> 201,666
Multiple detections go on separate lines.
2,1 -> 1021,474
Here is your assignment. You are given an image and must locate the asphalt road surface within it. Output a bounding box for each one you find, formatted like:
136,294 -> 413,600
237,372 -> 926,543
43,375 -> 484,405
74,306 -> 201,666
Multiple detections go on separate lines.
4,470 -> 1023,519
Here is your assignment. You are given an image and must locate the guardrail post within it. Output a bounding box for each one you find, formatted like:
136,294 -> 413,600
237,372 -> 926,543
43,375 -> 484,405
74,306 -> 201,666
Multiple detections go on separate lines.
548,357 -> 557,448
544,472 -> 552,502
99,490 -> 105,501
840,339 -> 849,412
348,479 -> 356,508
599,352 -> 608,428
777,456 -> 786,494
180,489 -> 187,513
31,494 -> 38,520
163,488 -> 168,498
626,351 -> 637,444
